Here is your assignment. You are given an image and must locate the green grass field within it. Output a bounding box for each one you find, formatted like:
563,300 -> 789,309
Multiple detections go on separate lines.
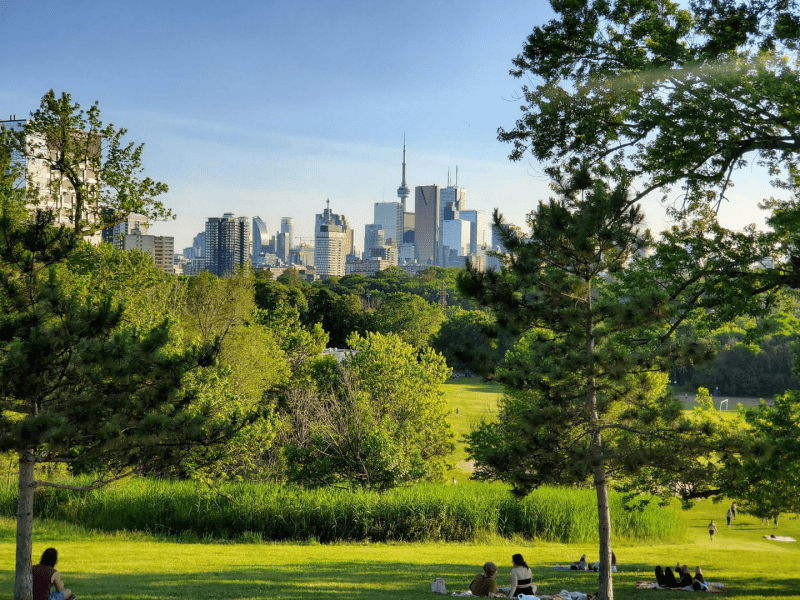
0,499 -> 798,600
1,379 -> 797,600
442,378 -> 503,481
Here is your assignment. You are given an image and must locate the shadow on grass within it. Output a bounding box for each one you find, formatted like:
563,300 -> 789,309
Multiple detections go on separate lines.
1,562 -> 798,600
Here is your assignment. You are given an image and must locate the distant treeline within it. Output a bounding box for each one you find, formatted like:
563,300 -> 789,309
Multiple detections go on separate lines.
671,298 -> 800,398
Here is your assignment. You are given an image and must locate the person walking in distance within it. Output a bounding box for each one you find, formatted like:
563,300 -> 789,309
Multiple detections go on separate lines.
708,520 -> 717,541
731,502 -> 736,519
726,509 -> 732,527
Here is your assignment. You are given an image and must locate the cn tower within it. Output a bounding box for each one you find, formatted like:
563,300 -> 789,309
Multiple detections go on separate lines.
396,136 -> 410,212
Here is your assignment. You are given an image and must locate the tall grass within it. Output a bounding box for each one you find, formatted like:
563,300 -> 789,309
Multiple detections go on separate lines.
0,479 -> 678,543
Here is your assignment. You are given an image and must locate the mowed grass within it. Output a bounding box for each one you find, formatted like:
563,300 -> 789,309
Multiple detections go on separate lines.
442,378 -> 503,480
0,499 -> 798,600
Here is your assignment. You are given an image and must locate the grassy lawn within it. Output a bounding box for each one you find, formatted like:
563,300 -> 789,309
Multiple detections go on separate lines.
0,500 -> 798,600
442,378 -> 503,481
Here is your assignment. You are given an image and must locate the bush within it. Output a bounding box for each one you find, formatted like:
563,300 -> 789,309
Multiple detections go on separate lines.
0,479 -> 678,543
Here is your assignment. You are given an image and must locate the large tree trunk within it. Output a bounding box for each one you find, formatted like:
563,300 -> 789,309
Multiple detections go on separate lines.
593,447 -> 613,600
586,299 -> 613,600
15,452 -> 35,600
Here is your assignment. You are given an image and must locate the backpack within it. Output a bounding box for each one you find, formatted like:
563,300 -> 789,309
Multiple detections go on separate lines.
431,577 -> 447,595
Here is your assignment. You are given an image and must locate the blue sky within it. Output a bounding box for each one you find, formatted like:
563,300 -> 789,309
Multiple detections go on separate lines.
1,0 -> 774,250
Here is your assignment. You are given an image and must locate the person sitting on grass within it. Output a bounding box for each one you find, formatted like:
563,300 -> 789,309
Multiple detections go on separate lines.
508,553 -> 536,598
590,551 -> 617,572
570,554 -> 588,570
32,548 -> 74,600
470,562 -> 500,597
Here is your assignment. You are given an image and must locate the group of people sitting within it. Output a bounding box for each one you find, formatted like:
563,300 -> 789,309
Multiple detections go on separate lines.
655,564 -> 708,590
469,553 -> 537,598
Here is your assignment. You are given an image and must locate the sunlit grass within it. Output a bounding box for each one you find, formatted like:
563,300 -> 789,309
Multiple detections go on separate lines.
0,501 -> 798,600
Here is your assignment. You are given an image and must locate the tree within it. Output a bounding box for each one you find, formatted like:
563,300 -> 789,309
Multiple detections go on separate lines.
0,90 -> 170,236
369,292 -> 444,348
498,0 -> 800,213
432,307 -> 512,377
710,391 -> 800,525
0,211 -> 255,600
284,331 -> 453,490
459,169 -> 754,600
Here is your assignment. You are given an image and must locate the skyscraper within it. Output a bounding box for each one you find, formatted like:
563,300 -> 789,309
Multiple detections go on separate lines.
415,185 -> 440,264
252,216 -> 270,263
364,224 -> 385,257
373,202 -> 403,244
439,185 -> 466,265
315,199 -> 354,256
459,209 -> 487,255
205,213 -> 251,276
280,217 -> 294,249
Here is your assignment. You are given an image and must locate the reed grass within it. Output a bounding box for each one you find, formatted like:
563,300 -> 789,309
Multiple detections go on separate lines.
0,479 -> 677,543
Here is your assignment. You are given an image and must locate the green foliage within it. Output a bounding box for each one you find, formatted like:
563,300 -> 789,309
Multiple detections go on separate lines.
0,479 -> 678,543
716,391 -> 800,519
433,307 -> 514,377
283,332 -> 454,490
0,90 -> 170,234
369,292 -> 444,348
499,1 -> 800,210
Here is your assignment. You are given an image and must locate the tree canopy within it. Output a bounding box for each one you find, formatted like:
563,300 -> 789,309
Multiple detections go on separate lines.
499,0 -> 800,210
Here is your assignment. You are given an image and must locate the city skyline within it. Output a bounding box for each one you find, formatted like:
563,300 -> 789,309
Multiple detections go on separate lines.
1,0 -> 780,252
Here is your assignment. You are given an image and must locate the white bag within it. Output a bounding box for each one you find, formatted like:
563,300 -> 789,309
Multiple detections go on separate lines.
432,577 -> 447,595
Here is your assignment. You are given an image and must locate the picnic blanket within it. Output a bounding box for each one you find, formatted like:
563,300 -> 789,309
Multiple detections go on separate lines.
636,582 -> 724,593
763,535 -> 795,542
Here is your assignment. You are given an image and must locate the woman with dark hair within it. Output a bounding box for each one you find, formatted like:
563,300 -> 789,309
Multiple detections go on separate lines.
508,554 -> 536,598
32,548 -> 74,600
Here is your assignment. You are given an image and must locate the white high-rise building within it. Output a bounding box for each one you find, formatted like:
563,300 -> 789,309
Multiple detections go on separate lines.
315,224 -> 346,278
103,213 -> 149,248
442,219 -> 471,264
459,209 -> 488,255
2,117 -> 102,243
315,199 -> 354,257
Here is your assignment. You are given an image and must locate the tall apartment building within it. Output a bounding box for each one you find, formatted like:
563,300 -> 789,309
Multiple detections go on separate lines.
315,223 -> 346,278
414,185 -> 440,264
2,117 -> 102,243
121,229 -> 175,273
205,213 -> 251,276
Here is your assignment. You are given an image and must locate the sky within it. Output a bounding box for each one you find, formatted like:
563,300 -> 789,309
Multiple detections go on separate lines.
0,0 -> 779,251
